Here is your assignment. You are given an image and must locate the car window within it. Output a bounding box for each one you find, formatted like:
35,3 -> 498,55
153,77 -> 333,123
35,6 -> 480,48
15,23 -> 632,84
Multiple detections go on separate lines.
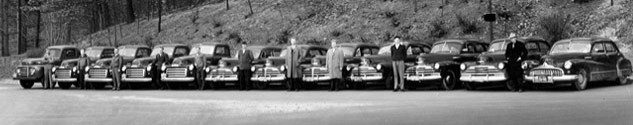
173,47 -> 190,57
136,48 -> 151,58
591,43 -> 605,53
431,42 -> 462,54
604,42 -> 616,53
461,44 -> 475,53
538,42 -> 550,52
550,41 -> 591,54
408,46 -> 423,55
101,49 -> 115,58
305,49 -> 322,58
63,49 -> 78,58
214,46 -> 230,57
355,47 -> 377,57
260,48 -> 282,59
475,44 -> 485,53
526,42 -> 539,52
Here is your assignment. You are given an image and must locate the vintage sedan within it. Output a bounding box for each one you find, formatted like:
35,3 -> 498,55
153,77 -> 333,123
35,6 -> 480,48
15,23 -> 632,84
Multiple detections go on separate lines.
250,45 -> 327,89
405,39 -> 488,90
161,42 -> 230,89
339,43 -> 385,89
53,46 -> 116,89
460,37 -> 550,90
13,45 -> 80,89
86,45 -> 150,89
121,44 -> 189,87
524,37 -> 632,90
205,46 -> 282,88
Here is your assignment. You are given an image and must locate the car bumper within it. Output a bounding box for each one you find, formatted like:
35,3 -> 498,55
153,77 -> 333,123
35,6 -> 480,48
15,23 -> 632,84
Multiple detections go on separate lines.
405,73 -> 441,81
84,74 -> 112,82
251,75 -> 286,82
160,74 -> 195,82
460,72 -> 507,83
12,75 -> 40,81
121,75 -> 153,83
349,74 -> 383,82
52,75 -> 77,82
524,75 -> 578,83
205,75 -> 238,82
302,74 -> 331,82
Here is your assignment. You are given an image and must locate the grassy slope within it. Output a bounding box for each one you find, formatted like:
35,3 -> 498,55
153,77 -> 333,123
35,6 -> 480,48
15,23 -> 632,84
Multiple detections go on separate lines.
77,0 -> 632,58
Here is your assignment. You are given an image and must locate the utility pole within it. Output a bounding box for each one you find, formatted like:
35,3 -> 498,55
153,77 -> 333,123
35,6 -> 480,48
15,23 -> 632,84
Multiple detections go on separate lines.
487,0 -> 493,42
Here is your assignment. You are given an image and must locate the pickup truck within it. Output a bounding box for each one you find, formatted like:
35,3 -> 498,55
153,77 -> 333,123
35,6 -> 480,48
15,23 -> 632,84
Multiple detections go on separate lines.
52,46 -> 115,89
121,44 -> 190,88
205,45 -> 282,89
250,45 -> 327,89
161,42 -> 231,89
85,45 -> 151,89
13,45 -> 80,89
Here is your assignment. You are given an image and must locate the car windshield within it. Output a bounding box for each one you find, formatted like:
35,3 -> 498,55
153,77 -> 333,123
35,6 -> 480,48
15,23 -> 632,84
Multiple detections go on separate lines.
119,48 -> 137,57
44,48 -> 61,58
339,46 -> 355,57
85,48 -> 103,58
189,45 -> 215,55
430,42 -> 462,54
488,41 -> 508,52
258,48 -> 282,59
150,46 -> 176,56
549,41 -> 591,54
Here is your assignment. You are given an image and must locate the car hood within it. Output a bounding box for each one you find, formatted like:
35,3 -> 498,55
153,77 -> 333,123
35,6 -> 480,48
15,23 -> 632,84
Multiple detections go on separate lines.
219,58 -> 239,67
132,57 -> 155,66
544,53 -> 591,67
93,58 -> 113,67
265,57 -> 286,66
479,52 -> 505,64
20,58 -> 47,65
418,53 -> 459,64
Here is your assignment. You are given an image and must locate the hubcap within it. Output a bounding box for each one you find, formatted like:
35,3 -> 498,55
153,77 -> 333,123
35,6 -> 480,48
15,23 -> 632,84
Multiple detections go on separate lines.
577,73 -> 586,89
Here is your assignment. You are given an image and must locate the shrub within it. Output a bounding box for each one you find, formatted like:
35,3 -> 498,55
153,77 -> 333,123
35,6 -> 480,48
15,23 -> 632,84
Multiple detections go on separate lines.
429,18 -> 448,38
538,11 -> 571,44
455,14 -> 480,34
277,29 -> 292,44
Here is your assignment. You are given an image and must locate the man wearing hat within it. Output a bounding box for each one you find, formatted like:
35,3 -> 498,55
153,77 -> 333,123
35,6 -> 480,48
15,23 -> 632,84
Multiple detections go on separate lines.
505,33 -> 528,92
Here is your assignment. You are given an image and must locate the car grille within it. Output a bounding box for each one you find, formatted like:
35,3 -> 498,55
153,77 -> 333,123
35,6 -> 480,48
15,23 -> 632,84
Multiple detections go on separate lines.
351,66 -> 378,74
210,68 -> 235,75
55,69 -> 72,78
17,67 -> 29,76
303,67 -> 328,75
465,66 -> 501,73
166,68 -> 188,78
89,68 -> 108,78
530,69 -> 563,76
254,67 -> 282,77
126,69 -> 146,78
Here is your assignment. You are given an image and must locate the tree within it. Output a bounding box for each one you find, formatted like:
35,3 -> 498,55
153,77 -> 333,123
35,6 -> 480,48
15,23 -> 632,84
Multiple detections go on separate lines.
17,0 -> 24,54
226,0 -> 229,10
247,0 -> 253,15
125,0 -> 135,23
1,0 -> 8,56
157,0 -> 162,33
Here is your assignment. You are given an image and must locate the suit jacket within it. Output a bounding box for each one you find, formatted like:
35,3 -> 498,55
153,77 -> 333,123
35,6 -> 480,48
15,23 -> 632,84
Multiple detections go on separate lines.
153,52 -> 169,66
77,57 -> 90,71
285,46 -> 302,78
237,49 -> 254,70
391,44 -> 407,61
326,48 -> 345,79
110,55 -> 124,72
505,41 -> 527,64
194,54 -> 207,71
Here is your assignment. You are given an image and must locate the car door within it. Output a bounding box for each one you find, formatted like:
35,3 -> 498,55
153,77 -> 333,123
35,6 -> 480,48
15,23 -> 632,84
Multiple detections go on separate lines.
603,42 -> 620,79
590,42 -> 609,81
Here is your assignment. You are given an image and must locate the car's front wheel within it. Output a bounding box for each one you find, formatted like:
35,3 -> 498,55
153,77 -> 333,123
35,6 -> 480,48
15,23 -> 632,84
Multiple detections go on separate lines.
441,71 -> 457,90
19,80 -> 34,89
572,69 -> 589,91
58,82 -> 72,89
254,82 -> 268,90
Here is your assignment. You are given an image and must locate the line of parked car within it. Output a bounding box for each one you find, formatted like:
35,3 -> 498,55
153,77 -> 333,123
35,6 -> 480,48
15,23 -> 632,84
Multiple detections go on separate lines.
12,36 -> 633,91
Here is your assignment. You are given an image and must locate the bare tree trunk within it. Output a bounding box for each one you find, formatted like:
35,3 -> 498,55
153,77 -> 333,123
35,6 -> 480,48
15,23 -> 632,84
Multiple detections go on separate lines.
1,0 -> 8,56
125,0 -> 136,23
157,0 -> 162,33
247,0 -> 253,15
66,22 -> 72,44
225,0 -> 229,10
35,10 -> 41,48
17,0 -> 23,54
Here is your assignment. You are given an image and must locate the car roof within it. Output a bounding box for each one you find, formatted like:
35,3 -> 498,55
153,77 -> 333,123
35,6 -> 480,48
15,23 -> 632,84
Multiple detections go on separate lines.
556,37 -> 613,44
47,45 -> 77,49
491,37 -> 547,44
153,43 -> 188,48
434,38 -> 485,45
85,46 -> 115,50
193,42 -> 228,46
337,43 -> 379,48
247,45 -> 283,50
118,45 -> 150,49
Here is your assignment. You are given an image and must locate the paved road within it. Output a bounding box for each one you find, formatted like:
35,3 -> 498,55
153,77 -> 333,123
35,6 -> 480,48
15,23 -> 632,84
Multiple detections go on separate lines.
1,79 -> 632,125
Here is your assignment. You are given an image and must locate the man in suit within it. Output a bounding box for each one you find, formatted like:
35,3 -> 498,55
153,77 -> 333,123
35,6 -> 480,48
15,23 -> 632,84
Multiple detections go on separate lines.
194,47 -> 207,90
237,42 -> 254,90
285,38 -> 302,91
77,49 -> 90,90
111,49 -> 124,91
326,39 -> 344,91
505,33 -> 528,92
43,51 -> 53,89
152,47 -> 169,90
391,37 -> 407,92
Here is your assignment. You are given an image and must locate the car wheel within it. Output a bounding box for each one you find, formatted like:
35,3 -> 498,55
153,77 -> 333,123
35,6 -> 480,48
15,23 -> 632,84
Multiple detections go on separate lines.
385,76 -> 394,90
573,69 -> 589,91
59,82 -> 72,89
72,82 -> 81,88
441,71 -> 457,90
254,82 -> 268,90
93,83 -> 105,89
19,80 -> 34,89
505,80 -> 517,91
464,82 -> 477,90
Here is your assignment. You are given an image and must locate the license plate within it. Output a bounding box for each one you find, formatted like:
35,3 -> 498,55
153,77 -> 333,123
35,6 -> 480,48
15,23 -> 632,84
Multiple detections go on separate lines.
533,76 -> 553,83
259,77 -> 268,82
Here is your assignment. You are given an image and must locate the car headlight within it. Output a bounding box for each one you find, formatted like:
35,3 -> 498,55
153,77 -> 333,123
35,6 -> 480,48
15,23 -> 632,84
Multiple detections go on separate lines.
72,67 -> 78,72
346,65 -> 352,71
16,69 -> 21,74
232,67 -> 238,72
52,67 -> 57,73
161,65 -> 167,71
206,67 -> 211,73
433,63 -> 440,70
121,66 -> 127,71
188,65 -> 194,70
85,66 -> 90,72
497,63 -> 505,69
460,63 -> 467,70
376,64 -> 382,70
280,66 -> 286,71
146,65 -> 152,71
521,62 -> 528,69
251,67 -> 256,72
564,61 -> 572,69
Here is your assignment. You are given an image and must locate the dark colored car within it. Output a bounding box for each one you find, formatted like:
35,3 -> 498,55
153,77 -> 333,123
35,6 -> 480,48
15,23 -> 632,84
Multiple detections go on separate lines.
13,45 -> 80,89
524,37 -> 632,90
205,46 -> 283,88
161,42 -> 230,88
405,39 -> 489,90
86,45 -> 150,89
459,37 -> 550,90
53,46 -> 116,89
121,44 -> 189,86
250,45 -> 328,89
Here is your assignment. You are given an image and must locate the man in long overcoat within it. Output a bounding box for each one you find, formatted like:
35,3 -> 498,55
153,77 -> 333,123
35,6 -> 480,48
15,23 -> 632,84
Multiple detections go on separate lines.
326,40 -> 344,91
505,33 -> 528,92
285,38 -> 302,91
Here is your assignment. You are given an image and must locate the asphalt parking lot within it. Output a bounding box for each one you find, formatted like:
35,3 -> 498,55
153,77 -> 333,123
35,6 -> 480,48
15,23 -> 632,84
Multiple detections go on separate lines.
1,79 -> 632,125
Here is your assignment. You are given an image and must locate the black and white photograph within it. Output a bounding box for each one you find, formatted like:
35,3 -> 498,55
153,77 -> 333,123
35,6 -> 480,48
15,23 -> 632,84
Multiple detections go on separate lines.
1,0 -> 632,124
